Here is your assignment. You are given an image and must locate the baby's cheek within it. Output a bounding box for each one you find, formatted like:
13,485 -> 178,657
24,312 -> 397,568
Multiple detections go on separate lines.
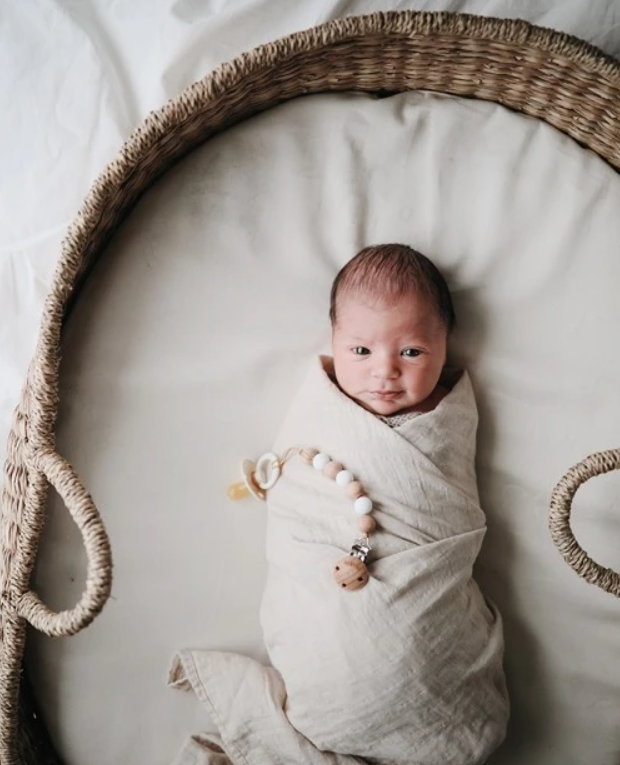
412,368 -> 435,393
332,361 -> 353,394
340,368 -> 361,394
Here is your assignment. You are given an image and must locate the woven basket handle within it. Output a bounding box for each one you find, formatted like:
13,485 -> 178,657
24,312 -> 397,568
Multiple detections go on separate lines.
550,449 -> 620,597
16,448 -> 112,637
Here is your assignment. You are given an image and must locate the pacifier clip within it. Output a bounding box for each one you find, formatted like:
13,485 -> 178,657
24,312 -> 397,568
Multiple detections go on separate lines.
228,447 -> 376,591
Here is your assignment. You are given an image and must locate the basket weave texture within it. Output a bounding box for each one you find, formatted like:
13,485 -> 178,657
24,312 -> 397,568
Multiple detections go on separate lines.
2,10 -> 620,764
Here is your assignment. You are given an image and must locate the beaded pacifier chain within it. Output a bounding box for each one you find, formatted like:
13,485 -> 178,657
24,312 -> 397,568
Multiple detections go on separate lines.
228,447 -> 376,591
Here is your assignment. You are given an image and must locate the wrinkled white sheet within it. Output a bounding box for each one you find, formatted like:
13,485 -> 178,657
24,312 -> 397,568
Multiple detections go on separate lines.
3,2 -> 620,765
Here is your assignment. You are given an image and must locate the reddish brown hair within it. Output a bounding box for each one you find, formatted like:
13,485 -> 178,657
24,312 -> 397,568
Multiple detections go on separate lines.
329,244 -> 456,332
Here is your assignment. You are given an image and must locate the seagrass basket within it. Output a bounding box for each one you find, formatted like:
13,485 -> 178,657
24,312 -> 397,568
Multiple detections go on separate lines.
2,10 -> 620,764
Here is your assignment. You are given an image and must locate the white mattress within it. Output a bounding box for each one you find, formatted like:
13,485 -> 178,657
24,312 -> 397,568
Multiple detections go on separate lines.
3,2 -> 620,765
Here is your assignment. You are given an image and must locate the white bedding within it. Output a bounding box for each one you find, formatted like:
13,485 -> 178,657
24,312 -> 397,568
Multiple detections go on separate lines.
3,2 -> 620,765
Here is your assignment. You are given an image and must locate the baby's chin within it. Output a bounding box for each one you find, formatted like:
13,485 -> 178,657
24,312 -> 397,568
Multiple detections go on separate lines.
354,392 -> 420,417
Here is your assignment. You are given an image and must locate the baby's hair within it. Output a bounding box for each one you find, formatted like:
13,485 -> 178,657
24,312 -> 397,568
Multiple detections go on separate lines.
329,244 -> 456,333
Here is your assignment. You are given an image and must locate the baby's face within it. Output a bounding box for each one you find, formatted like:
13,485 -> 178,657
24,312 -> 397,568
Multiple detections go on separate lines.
332,292 -> 447,416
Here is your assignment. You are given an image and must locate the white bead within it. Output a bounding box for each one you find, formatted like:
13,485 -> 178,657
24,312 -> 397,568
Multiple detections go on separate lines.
312,452 -> 331,471
336,469 -> 354,486
354,496 -> 373,515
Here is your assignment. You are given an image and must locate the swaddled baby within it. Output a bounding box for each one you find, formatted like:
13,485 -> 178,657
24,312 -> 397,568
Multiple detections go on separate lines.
170,244 -> 509,765
260,244 -> 509,763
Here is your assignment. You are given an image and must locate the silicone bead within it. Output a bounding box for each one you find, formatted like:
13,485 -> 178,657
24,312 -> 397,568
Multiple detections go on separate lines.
335,469 -> 354,486
323,461 -> 343,480
354,496 -> 373,515
357,515 -> 376,534
346,481 -> 365,500
312,453 -> 331,471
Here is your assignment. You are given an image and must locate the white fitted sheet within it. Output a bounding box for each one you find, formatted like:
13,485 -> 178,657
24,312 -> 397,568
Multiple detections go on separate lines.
3,2 -> 620,765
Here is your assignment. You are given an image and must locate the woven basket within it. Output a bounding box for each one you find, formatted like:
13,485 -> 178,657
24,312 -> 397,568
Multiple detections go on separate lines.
2,10 -> 620,764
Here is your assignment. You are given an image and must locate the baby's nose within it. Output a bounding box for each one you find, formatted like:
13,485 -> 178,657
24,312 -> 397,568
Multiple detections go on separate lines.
373,356 -> 400,379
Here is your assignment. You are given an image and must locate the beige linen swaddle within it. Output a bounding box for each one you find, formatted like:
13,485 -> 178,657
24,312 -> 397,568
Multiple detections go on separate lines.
170,356 -> 508,765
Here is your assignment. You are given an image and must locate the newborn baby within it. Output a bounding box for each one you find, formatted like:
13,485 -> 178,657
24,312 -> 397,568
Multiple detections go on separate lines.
263,245 -> 508,760
330,243 -> 454,422
170,244 -> 509,765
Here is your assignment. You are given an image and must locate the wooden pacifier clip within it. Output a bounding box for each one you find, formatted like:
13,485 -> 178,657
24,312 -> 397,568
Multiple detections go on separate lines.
228,447 -> 376,591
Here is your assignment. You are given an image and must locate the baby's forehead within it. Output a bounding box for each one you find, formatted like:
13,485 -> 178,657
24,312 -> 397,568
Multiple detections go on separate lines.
335,291 -> 445,334
338,287 -> 436,317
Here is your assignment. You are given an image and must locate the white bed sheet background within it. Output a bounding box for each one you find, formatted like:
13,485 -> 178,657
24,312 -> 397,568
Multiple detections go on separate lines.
3,2 -> 620,765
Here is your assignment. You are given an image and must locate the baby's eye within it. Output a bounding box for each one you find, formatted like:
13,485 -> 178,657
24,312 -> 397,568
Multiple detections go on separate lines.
402,348 -> 421,358
352,346 -> 370,356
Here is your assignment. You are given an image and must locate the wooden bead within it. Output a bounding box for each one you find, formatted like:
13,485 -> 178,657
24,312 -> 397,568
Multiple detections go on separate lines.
332,556 -> 369,591
323,461 -> 343,479
312,452 -> 331,471
300,448 -> 318,465
354,496 -> 373,515
346,481 -> 365,500
335,469 -> 354,486
357,515 -> 376,535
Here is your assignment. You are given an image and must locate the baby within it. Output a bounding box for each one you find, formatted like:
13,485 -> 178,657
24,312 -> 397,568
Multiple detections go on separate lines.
172,242 -> 508,765
252,242 -> 508,763
330,242 -> 455,424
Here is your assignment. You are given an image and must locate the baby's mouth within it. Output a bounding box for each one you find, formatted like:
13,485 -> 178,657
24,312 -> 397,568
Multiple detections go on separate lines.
371,390 -> 402,401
